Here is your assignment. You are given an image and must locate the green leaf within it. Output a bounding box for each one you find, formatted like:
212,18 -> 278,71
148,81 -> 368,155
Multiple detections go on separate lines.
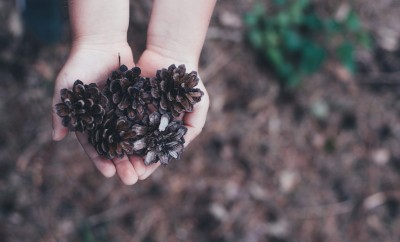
337,42 -> 355,73
324,19 -> 341,34
301,41 -> 326,73
291,0 -> 309,14
264,31 -> 280,47
244,0 -> 371,89
357,31 -> 372,49
277,62 -> 293,78
345,11 -> 361,32
277,63 -> 301,87
273,0 -> 287,6
244,14 -> 258,27
79,223 -> 96,242
304,13 -> 324,31
276,12 -> 291,27
244,4 -> 265,27
289,0 -> 309,24
283,29 -> 303,51
266,48 -> 284,68
262,16 -> 276,30
286,73 -> 302,88
248,30 -> 263,49
297,0 -> 310,9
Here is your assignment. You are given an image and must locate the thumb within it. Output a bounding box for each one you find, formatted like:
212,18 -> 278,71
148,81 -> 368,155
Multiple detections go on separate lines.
182,80 -> 209,146
52,110 -> 68,141
52,87 -> 68,141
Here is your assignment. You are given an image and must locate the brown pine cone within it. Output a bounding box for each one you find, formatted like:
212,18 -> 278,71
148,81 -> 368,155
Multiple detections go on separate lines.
150,64 -> 204,117
102,65 -> 152,120
88,111 -> 147,159
132,111 -> 187,165
55,80 -> 107,132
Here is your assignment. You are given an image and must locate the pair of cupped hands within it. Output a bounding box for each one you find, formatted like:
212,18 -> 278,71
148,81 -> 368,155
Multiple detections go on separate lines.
52,39 -> 209,185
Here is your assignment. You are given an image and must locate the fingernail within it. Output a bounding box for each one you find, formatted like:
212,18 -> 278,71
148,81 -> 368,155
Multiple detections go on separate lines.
52,130 -> 56,140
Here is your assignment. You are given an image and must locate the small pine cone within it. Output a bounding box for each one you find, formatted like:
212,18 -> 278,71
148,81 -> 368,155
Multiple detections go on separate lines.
103,65 -> 152,120
55,80 -> 107,132
150,64 -> 204,117
88,111 -> 147,159
132,111 -> 187,166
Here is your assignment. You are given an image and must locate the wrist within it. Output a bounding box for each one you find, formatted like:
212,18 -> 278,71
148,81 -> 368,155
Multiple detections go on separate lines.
67,41 -> 134,70
70,39 -> 131,57
143,45 -> 199,70
69,0 -> 130,47
72,33 -> 128,49
138,49 -> 199,78
144,0 -> 216,70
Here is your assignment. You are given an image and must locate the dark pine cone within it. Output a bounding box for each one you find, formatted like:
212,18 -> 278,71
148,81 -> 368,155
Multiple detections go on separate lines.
103,65 -> 152,120
150,64 -> 204,117
88,111 -> 146,159
55,80 -> 107,132
132,111 -> 187,165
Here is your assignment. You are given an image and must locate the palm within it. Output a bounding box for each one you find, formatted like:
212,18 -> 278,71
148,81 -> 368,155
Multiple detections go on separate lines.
53,46 -> 133,91
53,44 -> 141,181
137,50 -> 210,149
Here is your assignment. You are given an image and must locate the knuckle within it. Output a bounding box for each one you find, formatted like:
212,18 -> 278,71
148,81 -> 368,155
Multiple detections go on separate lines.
113,157 -> 126,165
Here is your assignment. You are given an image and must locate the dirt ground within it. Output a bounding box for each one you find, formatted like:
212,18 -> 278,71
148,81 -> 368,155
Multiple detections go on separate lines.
1,0 -> 400,241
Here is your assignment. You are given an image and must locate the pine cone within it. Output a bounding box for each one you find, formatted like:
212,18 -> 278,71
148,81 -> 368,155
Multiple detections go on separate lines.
132,111 -> 187,165
150,64 -> 204,117
55,80 -> 107,132
103,65 -> 152,120
88,111 -> 147,159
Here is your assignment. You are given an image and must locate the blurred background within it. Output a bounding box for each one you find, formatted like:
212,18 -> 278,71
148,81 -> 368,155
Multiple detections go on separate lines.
1,0 -> 400,241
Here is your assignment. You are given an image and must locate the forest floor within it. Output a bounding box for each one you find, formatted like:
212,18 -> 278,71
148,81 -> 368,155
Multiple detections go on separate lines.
1,0 -> 400,241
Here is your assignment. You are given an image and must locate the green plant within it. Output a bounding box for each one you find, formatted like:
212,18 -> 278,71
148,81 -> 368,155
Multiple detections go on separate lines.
244,0 -> 371,88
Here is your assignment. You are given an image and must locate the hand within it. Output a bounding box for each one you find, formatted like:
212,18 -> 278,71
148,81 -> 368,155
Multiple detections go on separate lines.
52,42 -> 148,185
134,49 -> 210,177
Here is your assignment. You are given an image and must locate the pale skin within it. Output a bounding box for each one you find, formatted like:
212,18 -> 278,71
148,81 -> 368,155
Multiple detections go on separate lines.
52,0 -> 215,185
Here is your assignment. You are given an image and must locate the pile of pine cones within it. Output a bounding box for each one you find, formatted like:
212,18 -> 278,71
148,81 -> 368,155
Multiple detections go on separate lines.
55,64 -> 203,165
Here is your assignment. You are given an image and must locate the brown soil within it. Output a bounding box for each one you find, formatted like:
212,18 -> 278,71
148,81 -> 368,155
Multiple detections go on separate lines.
1,1 -> 400,241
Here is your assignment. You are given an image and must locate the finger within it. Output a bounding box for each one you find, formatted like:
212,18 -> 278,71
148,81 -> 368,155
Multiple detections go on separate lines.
113,156 -> 139,185
183,80 -> 209,147
138,162 -> 160,180
129,155 -> 146,178
75,132 -> 116,178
